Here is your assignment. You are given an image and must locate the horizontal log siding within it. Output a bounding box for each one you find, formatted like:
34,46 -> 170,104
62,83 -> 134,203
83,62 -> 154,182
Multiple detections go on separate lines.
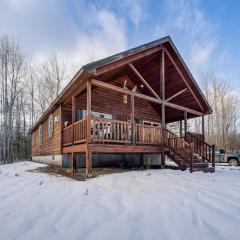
32,107 -> 61,156
77,77 -> 161,122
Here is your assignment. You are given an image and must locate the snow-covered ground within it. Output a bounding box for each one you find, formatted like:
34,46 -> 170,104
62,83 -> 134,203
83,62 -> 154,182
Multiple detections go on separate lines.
0,162 -> 239,240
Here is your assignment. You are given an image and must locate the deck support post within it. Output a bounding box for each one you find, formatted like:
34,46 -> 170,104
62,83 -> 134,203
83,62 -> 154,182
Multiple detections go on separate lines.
86,150 -> 92,175
161,152 -> 165,169
202,115 -> 205,141
131,95 -> 135,145
87,79 -> 92,144
72,152 -> 77,172
184,111 -> 188,139
72,96 -> 76,144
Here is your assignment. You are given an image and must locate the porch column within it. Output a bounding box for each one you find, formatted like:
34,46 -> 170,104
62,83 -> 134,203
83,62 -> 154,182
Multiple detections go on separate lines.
202,115 -> 205,141
60,104 -> 63,153
160,50 -> 166,168
131,94 -> 135,145
72,96 -> 76,144
184,111 -> 188,138
160,50 -> 165,127
86,79 -> 92,143
160,49 -> 166,146
86,79 -> 92,175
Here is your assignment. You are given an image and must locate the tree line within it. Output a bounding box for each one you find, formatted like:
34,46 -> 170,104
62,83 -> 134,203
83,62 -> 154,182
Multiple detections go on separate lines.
193,72 -> 240,151
0,35 -> 239,164
0,35 -> 67,163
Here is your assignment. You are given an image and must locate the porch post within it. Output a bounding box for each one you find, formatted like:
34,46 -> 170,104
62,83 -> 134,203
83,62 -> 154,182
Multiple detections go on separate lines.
202,115 -> 205,141
72,96 -> 76,144
160,50 -> 166,168
131,94 -> 135,145
86,79 -> 92,175
160,50 -> 166,140
60,104 -> 63,153
184,111 -> 188,138
86,79 -> 92,143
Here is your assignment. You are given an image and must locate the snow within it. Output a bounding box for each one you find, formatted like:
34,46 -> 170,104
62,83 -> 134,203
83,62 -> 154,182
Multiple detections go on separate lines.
0,161 -> 239,240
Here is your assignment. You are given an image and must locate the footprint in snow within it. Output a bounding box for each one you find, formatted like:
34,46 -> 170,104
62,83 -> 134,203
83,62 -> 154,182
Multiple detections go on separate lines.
191,211 -> 201,226
39,180 -> 44,185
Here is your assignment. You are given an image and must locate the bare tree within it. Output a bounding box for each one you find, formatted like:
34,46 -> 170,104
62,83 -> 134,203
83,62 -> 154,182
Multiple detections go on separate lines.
193,72 -> 240,151
0,35 -> 25,163
34,54 -> 66,113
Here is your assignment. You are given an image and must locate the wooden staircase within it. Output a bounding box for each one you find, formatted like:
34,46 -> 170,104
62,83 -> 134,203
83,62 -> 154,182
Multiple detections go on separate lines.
163,128 -> 215,172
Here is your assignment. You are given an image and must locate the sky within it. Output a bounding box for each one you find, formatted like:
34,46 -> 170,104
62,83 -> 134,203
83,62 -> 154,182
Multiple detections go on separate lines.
0,0 -> 239,90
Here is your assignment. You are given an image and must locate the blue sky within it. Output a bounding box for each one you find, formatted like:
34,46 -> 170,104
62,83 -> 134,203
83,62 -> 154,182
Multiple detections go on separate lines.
0,0 -> 239,90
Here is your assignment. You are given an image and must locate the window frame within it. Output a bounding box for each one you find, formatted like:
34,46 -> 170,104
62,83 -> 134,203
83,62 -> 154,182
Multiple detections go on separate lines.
38,125 -> 43,146
48,114 -> 54,137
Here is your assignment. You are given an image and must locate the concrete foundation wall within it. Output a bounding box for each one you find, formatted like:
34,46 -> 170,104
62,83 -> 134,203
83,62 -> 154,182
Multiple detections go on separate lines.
33,153 -> 162,168
62,153 -> 161,168
32,155 -> 62,166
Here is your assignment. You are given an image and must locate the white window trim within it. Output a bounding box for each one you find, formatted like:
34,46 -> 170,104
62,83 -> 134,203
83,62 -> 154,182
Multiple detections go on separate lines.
48,115 -> 54,137
38,125 -> 43,146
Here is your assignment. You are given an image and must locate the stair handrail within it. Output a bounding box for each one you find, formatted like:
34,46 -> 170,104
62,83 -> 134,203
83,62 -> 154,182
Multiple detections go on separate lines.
186,132 -> 215,168
164,128 -> 194,165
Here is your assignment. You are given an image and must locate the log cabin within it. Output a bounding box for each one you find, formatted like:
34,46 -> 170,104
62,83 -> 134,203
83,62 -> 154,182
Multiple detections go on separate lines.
30,36 -> 215,173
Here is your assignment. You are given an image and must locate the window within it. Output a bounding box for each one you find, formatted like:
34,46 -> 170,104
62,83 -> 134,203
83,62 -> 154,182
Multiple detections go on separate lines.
76,109 -> 83,121
143,120 -> 161,127
38,125 -> 43,145
48,115 -> 54,137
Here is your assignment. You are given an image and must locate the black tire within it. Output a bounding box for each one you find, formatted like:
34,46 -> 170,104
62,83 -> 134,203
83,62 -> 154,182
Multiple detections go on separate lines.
228,158 -> 239,167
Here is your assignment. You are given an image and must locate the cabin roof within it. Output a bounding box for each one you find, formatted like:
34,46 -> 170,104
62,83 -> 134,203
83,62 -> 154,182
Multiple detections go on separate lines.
30,36 -> 212,133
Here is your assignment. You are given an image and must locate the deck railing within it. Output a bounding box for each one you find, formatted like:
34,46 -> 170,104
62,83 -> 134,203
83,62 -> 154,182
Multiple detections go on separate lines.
135,124 -> 162,144
63,118 -> 87,146
63,125 -> 73,146
186,132 -> 215,167
91,117 -> 131,144
62,116 -> 164,146
164,128 -> 193,166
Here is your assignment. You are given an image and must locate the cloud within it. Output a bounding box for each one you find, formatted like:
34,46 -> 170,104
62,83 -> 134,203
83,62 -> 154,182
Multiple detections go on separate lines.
154,0 -> 217,75
0,0 -> 128,70
91,0 -> 148,27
